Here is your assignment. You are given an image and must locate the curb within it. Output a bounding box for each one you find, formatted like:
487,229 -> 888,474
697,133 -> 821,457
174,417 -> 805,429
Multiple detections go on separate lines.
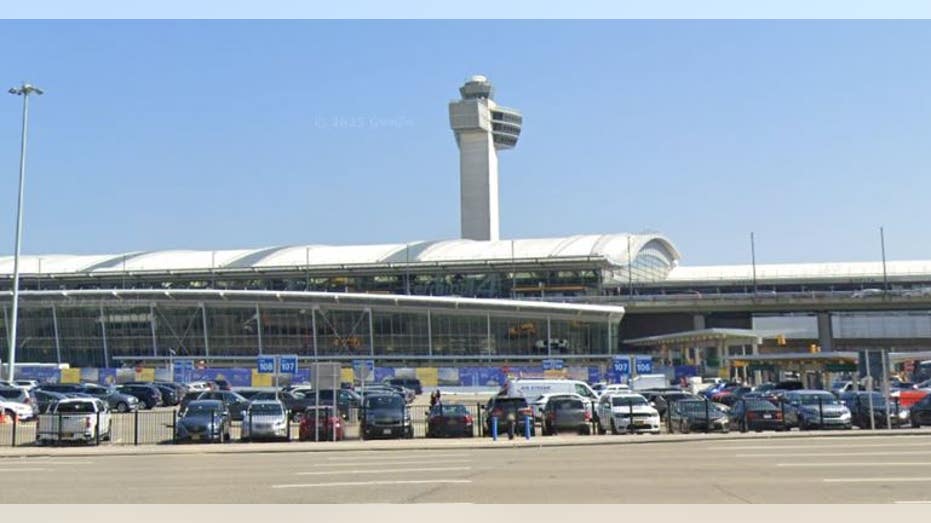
1,428 -> 928,459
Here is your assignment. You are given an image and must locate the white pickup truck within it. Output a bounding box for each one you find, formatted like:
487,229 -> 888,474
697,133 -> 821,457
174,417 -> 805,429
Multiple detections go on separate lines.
37,398 -> 112,445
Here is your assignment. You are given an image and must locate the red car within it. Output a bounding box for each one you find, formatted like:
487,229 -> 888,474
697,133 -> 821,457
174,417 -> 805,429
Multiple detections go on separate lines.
298,406 -> 344,441
426,403 -> 475,438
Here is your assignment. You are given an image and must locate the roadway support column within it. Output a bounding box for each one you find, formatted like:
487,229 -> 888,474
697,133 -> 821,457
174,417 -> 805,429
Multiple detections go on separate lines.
255,303 -> 263,355
817,312 -> 834,353
100,304 -> 110,368
200,303 -> 210,359
51,304 -> 62,365
426,309 -> 432,358
149,303 -> 158,358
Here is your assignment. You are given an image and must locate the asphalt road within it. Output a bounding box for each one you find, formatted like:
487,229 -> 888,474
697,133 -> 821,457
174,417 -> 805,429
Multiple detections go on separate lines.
2,434 -> 931,503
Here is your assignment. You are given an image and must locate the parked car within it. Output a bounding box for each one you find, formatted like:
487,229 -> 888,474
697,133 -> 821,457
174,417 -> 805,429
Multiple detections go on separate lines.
542,396 -> 592,436
361,393 -> 412,440
907,393 -> 931,428
774,380 -> 805,391
248,390 -> 315,421
0,386 -> 38,420
152,383 -> 181,406
596,384 -> 631,397
641,390 -> 699,418
212,379 -> 232,391
729,398 -> 785,432
116,384 -> 162,409
838,391 -> 903,429
33,389 -> 69,414
529,392 -> 589,421
306,389 -> 362,421
241,400 -> 290,441
595,393 -> 661,435
426,403 -> 475,438
79,384 -> 140,413
783,390 -> 852,430
36,398 -> 111,445
298,406 -> 345,441
184,381 -> 214,393
385,377 -> 423,395
194,390 -> 250,421
0,398 -> 36,421
12,379 -> 39,390
484,396 -> 535,438
175,400 -> 231,443
669,399 -> 729,433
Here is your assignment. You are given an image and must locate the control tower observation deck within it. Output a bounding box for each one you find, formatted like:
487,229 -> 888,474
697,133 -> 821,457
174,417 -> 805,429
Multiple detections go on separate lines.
448,75 -> 523,242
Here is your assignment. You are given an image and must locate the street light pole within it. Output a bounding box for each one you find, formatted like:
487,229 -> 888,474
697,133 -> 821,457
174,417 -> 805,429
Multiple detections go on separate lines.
6,83 -> 43,382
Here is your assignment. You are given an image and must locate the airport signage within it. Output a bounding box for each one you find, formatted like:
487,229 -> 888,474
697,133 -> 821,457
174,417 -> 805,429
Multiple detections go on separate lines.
257,355 -> 276,374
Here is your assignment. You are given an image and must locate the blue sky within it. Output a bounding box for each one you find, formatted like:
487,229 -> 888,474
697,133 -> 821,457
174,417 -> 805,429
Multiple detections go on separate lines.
1,20 -> 930,266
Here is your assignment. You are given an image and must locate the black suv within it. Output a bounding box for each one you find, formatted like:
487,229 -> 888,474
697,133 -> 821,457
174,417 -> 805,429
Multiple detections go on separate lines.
484,396 -> 535,438
385,378 -> 423,395
361,393 -> 412,439
116,383 -> 163,409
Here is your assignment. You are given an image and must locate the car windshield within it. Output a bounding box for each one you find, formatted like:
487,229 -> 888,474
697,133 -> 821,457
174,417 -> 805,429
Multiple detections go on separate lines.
0,389 -> 23,399
56,402 -> 95,413
365,395 -> 403,410
185,405 -> 220,417
490,398 -> 527,410
858,393 -> 887,405
431,404 -> 469,416
611,396 -> 647,407
797,394 -> 837,405
249,404 -> 284,415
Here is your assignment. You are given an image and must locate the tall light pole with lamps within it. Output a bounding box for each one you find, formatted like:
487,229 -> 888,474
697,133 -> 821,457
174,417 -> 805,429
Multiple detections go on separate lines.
6,83 -> 43,382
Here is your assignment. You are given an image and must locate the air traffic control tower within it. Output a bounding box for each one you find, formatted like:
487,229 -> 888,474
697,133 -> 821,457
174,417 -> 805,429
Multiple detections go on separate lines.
449,75 -> 522,241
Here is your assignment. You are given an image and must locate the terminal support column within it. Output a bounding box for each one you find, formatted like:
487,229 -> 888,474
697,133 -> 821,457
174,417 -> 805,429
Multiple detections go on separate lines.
817,312 -> 834,352
51,304 -> 62,365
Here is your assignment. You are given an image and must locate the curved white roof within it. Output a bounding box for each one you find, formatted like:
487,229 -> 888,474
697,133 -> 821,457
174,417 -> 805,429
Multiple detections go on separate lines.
0,233 -> 680,276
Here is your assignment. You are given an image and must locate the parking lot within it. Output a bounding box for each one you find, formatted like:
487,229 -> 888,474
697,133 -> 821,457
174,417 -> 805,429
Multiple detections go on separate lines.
1,432 -> 930,503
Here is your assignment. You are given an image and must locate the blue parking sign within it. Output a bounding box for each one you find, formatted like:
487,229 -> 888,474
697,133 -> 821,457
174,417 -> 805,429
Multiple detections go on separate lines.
635,356 -> 653,374
612,356 -> 631,375
279,355 -> 298,374
257,355 -> 276,374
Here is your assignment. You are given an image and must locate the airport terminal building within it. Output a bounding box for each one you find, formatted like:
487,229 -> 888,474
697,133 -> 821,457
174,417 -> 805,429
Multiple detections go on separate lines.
3,76 -> 931,376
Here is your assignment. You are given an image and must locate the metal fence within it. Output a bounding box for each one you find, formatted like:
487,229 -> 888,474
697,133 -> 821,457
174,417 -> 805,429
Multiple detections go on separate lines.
0,396 -> 918,447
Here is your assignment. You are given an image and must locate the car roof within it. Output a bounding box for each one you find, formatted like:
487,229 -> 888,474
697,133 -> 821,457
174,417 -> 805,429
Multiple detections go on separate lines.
249,400 -> 284,406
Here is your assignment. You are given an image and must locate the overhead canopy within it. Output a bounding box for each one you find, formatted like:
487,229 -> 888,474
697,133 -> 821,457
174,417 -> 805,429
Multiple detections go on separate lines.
729,352 -> 859,363
625,328 -> 776,347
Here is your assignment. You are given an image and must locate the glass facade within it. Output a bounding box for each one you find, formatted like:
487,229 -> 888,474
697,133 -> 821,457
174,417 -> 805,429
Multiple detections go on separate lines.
0,299 -> 616,367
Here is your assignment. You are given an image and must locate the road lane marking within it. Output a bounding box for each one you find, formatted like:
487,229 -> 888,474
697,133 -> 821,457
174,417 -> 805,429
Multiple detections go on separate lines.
713,443 -> 931,451
325,453 -> 470,461
778,462 -> 931,467
272,479 -> 472,489
311,459 -> 471,467
297,466 -> 471,476
738,451 -> 931,458
895,501 -> 931,504
22,460 -> 94,465
824,477 -> 931,483
0,468 -> 51,472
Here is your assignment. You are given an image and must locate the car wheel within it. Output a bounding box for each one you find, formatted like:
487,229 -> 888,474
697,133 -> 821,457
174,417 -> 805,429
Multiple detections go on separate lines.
116,402 -> 129,413
610,419 -> 619,435
597,420 -> 606,435
798,419 -> 807,431
681,422 -> 690,434
580,425 -> 591,436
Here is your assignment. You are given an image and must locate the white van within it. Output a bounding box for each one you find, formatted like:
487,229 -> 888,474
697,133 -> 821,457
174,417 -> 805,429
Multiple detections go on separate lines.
500,379 -> 600,419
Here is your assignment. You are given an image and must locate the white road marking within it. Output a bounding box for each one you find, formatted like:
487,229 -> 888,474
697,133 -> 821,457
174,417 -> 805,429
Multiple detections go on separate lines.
713,442 -> 931,451
738,450 -> 931,458
21,460 -> 94,465
297,466 -> 471,476
895,501 -> 931,504
272,479 -> 472,489
825,477 -> 931,483
0,468 -> 52,472
778,462 -> 931,467
311,459 -> 471,467
325,453 -> 470,461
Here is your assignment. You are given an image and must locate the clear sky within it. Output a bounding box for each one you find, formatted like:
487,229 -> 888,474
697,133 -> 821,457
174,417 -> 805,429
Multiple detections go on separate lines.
1,20 -> 930,266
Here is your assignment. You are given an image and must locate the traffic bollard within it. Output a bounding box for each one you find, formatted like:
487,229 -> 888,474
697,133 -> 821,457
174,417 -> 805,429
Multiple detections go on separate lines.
491,416 -> 498,441
172,410 -> 178,444
134,410 -> 140,446
704,399 -> 710,434
525,415 -> 531,440
11,413 -> 17,447
477,404 -> 484,438
629,402 -> 634,434
818,397 -> 824,429
781,400 -> 786,431
95,411 -> 100,446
